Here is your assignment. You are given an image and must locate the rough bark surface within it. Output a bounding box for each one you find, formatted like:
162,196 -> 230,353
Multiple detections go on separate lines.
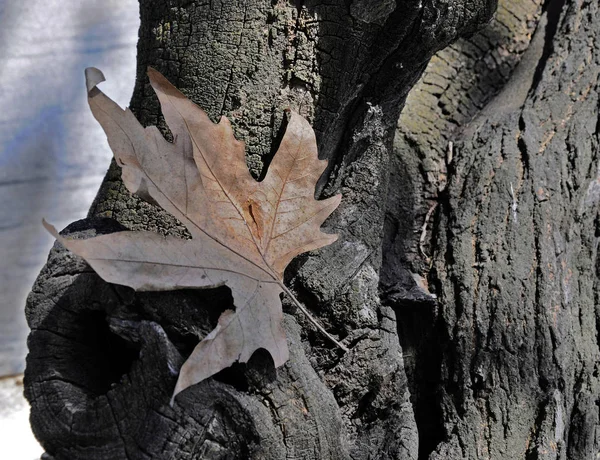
432,0 -> 600,457
25,1 -> 495,459
383,0 -> 600,458
24,0 -> 600,459
383,0 -> 545,456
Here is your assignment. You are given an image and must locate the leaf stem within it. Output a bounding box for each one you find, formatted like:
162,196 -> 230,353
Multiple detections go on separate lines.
278,282 -> 349,353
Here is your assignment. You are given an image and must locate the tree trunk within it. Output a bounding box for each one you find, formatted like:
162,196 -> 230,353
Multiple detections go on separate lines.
23,0 -> 600,459
388,0 -> 600,458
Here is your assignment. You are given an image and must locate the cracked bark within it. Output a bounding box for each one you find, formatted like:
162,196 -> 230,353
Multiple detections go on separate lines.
23,0 -> 600,459
384,0 -> 600,458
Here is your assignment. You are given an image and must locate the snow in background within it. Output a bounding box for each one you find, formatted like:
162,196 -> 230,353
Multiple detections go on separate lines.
0,0 -> 139,457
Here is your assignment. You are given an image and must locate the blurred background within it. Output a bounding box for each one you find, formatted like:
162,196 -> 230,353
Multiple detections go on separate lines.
0,0 -> 139,457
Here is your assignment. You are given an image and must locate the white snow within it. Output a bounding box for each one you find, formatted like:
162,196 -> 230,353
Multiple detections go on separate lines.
0,1 -> 139,457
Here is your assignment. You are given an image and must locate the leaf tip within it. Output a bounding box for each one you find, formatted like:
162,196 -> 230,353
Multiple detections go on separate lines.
146,66 -> 159,81
85,67 -> 105,94
218,114 -> 231,126
147,66 -> 177,96
332,193 -> 342,208
171,375 -> 188,406
42,219 -> 59,238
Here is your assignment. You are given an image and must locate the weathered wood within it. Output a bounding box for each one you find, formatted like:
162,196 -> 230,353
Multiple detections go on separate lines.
34,0 -> 600,459
383,0 -> 546,456
433,0 -> 600,455
383,0 -> 600,458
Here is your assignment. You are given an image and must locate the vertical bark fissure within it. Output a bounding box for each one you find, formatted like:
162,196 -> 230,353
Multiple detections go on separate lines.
530,0 -> 568,92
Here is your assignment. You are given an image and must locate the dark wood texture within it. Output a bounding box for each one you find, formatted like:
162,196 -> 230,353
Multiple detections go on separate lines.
24,0 -> 600,459
385,0 -> 600,458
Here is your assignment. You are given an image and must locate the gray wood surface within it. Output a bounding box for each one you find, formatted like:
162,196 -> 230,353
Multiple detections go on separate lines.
0,0 -> 139,376
23,0 -> 497,459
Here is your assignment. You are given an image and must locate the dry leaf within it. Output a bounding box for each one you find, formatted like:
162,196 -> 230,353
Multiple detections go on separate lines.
44,67 -> 341,401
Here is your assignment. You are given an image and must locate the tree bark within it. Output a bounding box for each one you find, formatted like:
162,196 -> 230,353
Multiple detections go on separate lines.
23,0 -> 600,459
387,0 -> 600,458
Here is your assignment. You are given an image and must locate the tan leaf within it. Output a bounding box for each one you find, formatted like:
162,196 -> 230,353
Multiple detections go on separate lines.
44,67 -> 342,402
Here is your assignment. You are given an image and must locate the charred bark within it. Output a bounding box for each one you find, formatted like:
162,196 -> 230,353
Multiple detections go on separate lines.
23,0 -> 600,459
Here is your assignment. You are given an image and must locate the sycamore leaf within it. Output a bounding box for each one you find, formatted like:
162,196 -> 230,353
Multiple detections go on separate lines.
44,67 -> 342,402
